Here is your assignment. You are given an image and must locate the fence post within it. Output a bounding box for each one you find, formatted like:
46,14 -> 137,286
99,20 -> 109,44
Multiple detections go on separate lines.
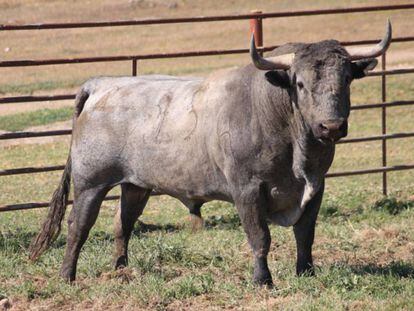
381,53 -> 387,196
132,58 -> 137,76
249,10 -> 263,55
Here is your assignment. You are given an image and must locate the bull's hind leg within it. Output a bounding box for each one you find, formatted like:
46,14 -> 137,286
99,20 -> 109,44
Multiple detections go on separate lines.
114,184 -> 151,269
60,185 -> 110,282
178,198 -> 204,231
186,201 -> 204,231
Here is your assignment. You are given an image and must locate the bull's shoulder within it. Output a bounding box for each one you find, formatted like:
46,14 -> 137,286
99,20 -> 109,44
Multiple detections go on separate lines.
203,66 -> 253,93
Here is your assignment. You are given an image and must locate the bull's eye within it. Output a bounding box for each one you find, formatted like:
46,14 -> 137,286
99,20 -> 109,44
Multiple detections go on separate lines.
297,81 -> 304,90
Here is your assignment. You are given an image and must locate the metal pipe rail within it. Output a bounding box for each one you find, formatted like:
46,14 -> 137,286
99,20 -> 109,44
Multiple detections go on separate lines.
0,196 -> 120,212
0,94 -> 75,104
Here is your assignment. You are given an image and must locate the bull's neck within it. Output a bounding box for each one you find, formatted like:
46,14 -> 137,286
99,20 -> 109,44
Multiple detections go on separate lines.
252,71 -> 335,179
250,72 -> 292,143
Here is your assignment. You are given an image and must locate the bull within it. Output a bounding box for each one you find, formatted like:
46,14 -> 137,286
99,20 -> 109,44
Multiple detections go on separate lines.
30,21 -> 391,285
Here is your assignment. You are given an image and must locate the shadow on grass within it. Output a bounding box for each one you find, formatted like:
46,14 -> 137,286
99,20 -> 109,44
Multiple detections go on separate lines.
351,261 -> 414,279
53,230 -> 114,249
0,229 -> 36,251
204,213 -> 241,230
0,221 -> 182,253
371,197 -> 414,215
0,229 -> 115,253
132,220 -> 180,235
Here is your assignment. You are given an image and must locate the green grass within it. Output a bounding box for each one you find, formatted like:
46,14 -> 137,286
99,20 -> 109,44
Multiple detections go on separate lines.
0,107 -> 73,132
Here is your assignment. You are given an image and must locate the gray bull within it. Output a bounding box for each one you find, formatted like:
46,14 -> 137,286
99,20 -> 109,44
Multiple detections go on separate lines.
30,21 -> 391,285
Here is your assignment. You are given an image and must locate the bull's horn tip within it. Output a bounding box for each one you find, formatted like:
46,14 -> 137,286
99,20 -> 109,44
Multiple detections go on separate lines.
383,18 -> 392,50
250,33 -> 256,46
387,18 -> 392,38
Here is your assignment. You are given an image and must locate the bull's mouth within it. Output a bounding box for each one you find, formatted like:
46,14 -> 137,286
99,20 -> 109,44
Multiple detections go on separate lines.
316,131 -> 347,144
317,136 -> 341,145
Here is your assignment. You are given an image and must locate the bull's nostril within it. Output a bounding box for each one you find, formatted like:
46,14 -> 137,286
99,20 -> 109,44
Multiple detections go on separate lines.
319,123 -> 329,132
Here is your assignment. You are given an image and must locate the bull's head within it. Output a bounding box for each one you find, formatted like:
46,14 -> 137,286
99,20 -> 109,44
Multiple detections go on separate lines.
250,20 -> 391,143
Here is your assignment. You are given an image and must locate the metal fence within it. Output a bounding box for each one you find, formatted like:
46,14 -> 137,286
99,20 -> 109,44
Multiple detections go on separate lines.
1,3 -> 414,212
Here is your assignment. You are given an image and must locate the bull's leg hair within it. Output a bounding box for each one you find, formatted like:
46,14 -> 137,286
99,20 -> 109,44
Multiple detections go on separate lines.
235,182 -> 272,286
60,185 -> 110,282
293,181 -> 324,276
114,184 -> 151,269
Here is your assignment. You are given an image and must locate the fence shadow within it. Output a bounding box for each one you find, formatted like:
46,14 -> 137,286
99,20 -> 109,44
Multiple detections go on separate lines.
0,221 -> 182,253
350,261 -> 414,279
0,230 -> 36,250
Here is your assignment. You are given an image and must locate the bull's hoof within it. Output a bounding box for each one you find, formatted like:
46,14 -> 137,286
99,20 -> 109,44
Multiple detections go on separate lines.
253,276 -> 273,288
296,264 -> 315,277
59,268 -> 76,283
189,214 -> 204,232
297,269 -> 315,277
253,270 -> 273,287
59,264 -> 76,283
114,255 -> 128,270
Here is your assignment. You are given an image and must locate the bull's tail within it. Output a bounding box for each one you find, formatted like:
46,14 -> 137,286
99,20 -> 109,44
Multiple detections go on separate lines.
29,157 -> 72,260
29,89 -> 89,261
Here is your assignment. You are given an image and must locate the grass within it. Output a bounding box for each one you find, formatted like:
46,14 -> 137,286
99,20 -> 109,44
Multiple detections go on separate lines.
0,107 -> 73,132
0,195 -> 413,310
0,0 -> 414,309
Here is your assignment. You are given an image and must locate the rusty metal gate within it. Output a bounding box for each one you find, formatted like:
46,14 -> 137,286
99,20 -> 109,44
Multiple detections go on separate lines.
1,3 -> 414,212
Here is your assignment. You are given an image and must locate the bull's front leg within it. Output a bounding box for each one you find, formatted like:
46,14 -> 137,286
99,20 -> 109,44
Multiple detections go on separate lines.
293,181 -> 324,276
235,182 -> 272,286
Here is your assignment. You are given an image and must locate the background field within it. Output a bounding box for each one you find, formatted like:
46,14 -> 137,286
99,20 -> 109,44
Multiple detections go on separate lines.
0,0 -> 413,310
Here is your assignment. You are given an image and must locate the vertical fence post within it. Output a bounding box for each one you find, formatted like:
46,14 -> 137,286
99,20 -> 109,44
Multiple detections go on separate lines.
381,53 -> 387,196
132,58 -> 137,76
249,10 -> 263,55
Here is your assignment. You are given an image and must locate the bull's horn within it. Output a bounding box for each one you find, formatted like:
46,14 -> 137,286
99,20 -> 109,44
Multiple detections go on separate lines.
250,34 -> 294,70
345,19 -> 392,60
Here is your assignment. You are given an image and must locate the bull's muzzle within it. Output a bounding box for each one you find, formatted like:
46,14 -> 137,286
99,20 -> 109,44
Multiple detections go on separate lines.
317,119 -> 348,142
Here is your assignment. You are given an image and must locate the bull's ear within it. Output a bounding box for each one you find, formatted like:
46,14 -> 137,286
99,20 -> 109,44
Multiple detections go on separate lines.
265,70 -> 291,89
351,59 -> 378,79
